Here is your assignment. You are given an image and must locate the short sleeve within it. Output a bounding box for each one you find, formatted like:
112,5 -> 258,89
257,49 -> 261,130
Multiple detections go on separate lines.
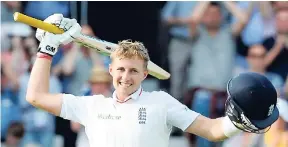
60,94 -> 103,126
277,98 -> 288,122
262,37 -> 275,51
161,1 -> 177,21
271,74 -> 284,90
162,91 -> 200,131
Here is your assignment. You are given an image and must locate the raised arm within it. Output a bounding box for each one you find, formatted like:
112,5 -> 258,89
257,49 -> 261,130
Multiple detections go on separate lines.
258,2 -> 274,20
26,53 -> 63,116
161,1 -> 190,26
223,1 -> 253,37
26,14 -> 82,116
263,35 -> 286,68
188,1 -> 211,38
284,76 -> 288,98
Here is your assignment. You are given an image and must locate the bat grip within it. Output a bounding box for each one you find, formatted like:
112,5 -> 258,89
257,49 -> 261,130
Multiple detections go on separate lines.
13,12 -> 64,34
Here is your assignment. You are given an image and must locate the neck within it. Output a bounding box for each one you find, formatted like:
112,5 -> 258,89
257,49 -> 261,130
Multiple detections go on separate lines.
84,52 -> 90,57
81,48 -> 90,57
116,87 -> 140,101
6,143 -> 17,147
6,139 -> 19,147
116,93 -> 130,101
207,28 -> 219,36
250,68 -> 266,74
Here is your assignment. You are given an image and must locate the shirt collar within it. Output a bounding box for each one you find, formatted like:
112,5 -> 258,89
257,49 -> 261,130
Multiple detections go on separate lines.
112,86 -> 143,103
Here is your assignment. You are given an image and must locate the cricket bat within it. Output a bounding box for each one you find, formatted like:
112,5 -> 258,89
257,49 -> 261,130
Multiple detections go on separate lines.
13,12 -> 170,80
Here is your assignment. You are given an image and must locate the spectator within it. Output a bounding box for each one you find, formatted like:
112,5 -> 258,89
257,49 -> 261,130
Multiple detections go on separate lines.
1,23 -> 35,145
246,45 -> 284,95
161,1 -> 229,100
17,42 -> 62,147
161,1 -> 197,101
223,45 -> 285,147
1,122 -> 25,147
161,2 -> 199,136
1,67 -> 21,142
232,2 -> 274,47
186,1 -> 251,91
264,98 -> 288,147
1,23 -> 35,84
81,66 -> 112,96
70,66 -> 112,147
233,1 -> 288,48
284,76 -> 288,99
183,1 -> 252,147
1,1 -> 22,23
1,1 -> 23,50
262,9 -> 288,81
60,25 -> 107,95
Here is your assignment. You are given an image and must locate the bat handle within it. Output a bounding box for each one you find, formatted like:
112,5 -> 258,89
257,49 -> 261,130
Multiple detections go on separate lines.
13,12 -> 64,34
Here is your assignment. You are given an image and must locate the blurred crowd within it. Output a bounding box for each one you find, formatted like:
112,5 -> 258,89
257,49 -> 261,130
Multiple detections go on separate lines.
1,1 -> 288,147
1,1 -> 110,147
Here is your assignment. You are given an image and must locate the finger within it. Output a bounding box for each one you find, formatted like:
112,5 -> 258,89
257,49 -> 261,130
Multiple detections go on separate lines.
35,28 -> 45,41
65,19 -> 77,31
59,18 -> 70,31
60,18 -> 76,32
51,14 -> 63,27
67,21 -> 81,38
59,22 -> 81,45
44,14 -> 63,27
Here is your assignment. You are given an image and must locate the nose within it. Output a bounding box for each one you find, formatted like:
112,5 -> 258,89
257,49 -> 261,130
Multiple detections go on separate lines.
121,71 -> 131,81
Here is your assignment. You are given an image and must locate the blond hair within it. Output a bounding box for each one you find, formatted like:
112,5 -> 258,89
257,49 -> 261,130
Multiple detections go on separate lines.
110,40 -> 150,69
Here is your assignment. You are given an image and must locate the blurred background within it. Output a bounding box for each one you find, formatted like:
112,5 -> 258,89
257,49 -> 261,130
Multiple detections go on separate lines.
1,1 -> 288,147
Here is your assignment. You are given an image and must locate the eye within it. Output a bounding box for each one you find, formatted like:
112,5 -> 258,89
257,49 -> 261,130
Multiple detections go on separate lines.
117,67 -> 124,71
132,69 -> 138,73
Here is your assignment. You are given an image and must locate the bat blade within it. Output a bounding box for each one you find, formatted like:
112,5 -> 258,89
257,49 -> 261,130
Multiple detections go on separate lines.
75,35 -> 171,79
13,12 -> 171,80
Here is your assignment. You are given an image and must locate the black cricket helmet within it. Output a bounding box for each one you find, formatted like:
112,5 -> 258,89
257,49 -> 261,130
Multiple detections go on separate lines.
225,72 -> 279,133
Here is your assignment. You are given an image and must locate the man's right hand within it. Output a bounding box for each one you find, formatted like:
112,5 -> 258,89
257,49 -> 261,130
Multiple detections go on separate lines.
36,14 -> 82,56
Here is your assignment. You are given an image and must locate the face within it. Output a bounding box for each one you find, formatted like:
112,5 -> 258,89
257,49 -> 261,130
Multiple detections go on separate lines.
109,57 -> 148,98
81,25 -> 95,36
273,2 -> 288,11
6,135 -> 20,146
90,82 -> 111,95
202,5 -> 222,29
276,10 -> 288,34
247,45 -> 267,71
11,36 -> 23,49
1,68 -> 8,91
1,75 -> 7,91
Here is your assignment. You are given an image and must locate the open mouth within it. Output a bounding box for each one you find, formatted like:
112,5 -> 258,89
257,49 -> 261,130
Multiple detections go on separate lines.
119,82 -> 132,87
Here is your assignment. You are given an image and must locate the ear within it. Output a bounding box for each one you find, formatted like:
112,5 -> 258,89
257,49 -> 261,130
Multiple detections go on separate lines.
109,64 -> 113,76
142,69 -> 148,80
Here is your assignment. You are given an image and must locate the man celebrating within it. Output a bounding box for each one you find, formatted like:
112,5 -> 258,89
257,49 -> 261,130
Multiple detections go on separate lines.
26,14 -> 279,147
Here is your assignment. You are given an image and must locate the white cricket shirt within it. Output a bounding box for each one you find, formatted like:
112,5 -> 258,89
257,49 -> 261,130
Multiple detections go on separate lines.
60,87 -> 200,147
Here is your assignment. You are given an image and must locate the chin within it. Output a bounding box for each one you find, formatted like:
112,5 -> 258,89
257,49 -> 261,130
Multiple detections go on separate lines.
117,86 -> 136,95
